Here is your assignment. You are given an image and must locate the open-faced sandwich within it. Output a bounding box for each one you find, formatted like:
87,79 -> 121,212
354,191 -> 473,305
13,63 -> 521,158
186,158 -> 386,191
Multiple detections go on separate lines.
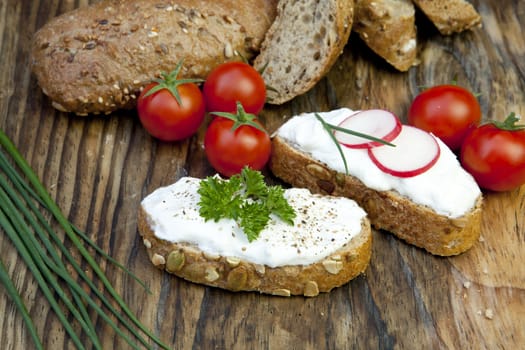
270,108 -> 483,256
138,168 -> 372,297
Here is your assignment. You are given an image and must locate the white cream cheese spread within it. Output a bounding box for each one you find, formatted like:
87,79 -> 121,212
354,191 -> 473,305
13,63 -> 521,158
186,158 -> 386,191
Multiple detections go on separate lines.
275,108 -> 481,218
141,177 -> 367,268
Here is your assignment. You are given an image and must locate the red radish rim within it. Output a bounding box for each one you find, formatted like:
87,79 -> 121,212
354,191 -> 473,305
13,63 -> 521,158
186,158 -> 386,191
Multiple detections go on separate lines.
367,126 -> 441,178
334,109 -> 402,149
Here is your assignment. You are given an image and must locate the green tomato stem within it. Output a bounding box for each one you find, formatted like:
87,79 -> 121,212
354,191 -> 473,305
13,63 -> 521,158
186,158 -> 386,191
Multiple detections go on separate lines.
490,112 -> 525,131
210,101 -> 268,134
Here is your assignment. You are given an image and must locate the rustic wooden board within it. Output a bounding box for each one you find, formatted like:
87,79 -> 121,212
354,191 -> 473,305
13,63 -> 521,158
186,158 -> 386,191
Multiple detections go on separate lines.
1,0 -> 524,349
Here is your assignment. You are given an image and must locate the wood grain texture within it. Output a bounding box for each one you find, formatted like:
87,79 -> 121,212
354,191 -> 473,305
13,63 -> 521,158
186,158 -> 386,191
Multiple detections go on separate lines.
1,0 -> 524,349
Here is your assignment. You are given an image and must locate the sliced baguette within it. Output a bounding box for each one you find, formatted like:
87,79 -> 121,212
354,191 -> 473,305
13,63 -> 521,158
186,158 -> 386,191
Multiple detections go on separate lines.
269,111 -> 483,256
353,0 -> 418,72
137,177 -> 372,297
30,0 -> 277,116
253,0 -> 354,104
411,0 -> 481,35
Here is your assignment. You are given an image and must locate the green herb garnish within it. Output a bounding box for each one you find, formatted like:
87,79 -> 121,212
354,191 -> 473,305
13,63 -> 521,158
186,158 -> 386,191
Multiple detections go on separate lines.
0,129 -> 169,350
198,167 -> 296,242
314,112 -> 396,175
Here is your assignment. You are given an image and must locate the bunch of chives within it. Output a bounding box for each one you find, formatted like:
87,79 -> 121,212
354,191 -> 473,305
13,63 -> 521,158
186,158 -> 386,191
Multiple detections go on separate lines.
0,129 -> 169,350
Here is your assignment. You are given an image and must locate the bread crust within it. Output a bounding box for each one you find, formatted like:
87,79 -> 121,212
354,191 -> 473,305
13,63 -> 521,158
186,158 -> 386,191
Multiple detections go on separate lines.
254,0 -> 354,104
270,136 -> 483,256
137,206 -> 372,297
354,0 -> 418,72
411,0 -> 481,35
30,0 -> 277,115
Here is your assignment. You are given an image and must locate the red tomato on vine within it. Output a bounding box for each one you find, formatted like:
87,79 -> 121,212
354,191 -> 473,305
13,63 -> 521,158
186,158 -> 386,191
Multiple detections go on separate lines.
204,102 -> 271,177
408,84 -> 481,151
203,61 -> 266,115
460,113 -> 525,192
137,62 -> 205,141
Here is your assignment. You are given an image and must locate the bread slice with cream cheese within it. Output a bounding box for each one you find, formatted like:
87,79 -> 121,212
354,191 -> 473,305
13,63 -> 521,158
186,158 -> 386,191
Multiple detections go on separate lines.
269,109 -> 483,256
138,176 -> 372,297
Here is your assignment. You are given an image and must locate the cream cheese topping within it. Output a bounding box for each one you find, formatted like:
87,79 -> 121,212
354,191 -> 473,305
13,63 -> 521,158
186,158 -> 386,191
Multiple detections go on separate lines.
275,108 -> 481,218
141,177 -> 367,268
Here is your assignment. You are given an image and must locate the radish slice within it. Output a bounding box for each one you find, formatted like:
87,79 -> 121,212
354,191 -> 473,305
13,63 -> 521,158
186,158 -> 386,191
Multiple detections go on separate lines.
368,125 -> 441,177
334,109 -> 402,149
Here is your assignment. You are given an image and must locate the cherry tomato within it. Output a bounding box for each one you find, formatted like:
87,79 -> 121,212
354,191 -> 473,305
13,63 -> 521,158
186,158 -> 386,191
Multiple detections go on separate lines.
137,64 -> 205,141
460,113 -> 525,192
204,103 -> 271,177
408,84 -> 481,151
203,61 -> 266,115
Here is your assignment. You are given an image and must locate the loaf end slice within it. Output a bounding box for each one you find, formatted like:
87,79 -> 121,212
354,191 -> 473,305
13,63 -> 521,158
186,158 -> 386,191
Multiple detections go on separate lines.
354,0 -> 418,72
411,0 -> 482,35
254,0 -> 354,104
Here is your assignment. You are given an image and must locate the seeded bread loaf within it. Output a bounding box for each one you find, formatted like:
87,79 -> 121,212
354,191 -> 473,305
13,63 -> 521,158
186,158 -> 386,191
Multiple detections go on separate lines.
410,0 -> 481,35
30,0 -> 277,116
354,0 -> 417,72
253,0 -> 354,105
137,178 -> 372,297
270,136 -> 483,256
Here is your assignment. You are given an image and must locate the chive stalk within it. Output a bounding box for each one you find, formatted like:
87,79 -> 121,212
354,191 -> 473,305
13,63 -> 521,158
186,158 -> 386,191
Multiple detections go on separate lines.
0,174 -> 147,349
0,205 -> 88,350
0,259 -> 44,350
0,129 -> 169,349
0,174 -> 102,348
0,144 -> 150,292
314,112 -> 396,175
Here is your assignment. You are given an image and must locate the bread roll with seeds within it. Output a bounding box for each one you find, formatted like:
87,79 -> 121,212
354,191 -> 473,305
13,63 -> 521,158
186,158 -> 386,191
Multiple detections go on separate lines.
30,0 -> 277,116
253,0 -> 354,105
138,177 -> 372,297
353,0 -> 418,72
270,110 -> 483,256
410,0 -> 481,35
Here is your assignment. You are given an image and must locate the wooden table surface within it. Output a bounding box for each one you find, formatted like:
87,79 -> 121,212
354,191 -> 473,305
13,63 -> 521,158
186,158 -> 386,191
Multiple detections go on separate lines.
1,0 -> 524,349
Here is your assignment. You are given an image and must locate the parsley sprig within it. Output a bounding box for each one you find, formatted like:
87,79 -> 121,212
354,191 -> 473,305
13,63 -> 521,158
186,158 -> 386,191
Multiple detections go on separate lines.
197,167 -> 296,242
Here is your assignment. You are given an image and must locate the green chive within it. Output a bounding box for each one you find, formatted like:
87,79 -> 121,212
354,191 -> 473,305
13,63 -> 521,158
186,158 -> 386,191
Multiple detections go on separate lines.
0,205 -> 87,350
0,173 -> 102,348
314,112 -> 396,175
0,173 -> 148,349
0,151 -> 150,293
315,113 -> 350,174
0,259 -> 44,350
0,128 -> 170,349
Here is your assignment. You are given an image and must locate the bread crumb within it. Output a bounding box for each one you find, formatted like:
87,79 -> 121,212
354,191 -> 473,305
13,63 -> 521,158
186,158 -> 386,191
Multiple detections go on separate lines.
478,235 -> 485,242
484,308 -> 494,320
463,281 -> 471,289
